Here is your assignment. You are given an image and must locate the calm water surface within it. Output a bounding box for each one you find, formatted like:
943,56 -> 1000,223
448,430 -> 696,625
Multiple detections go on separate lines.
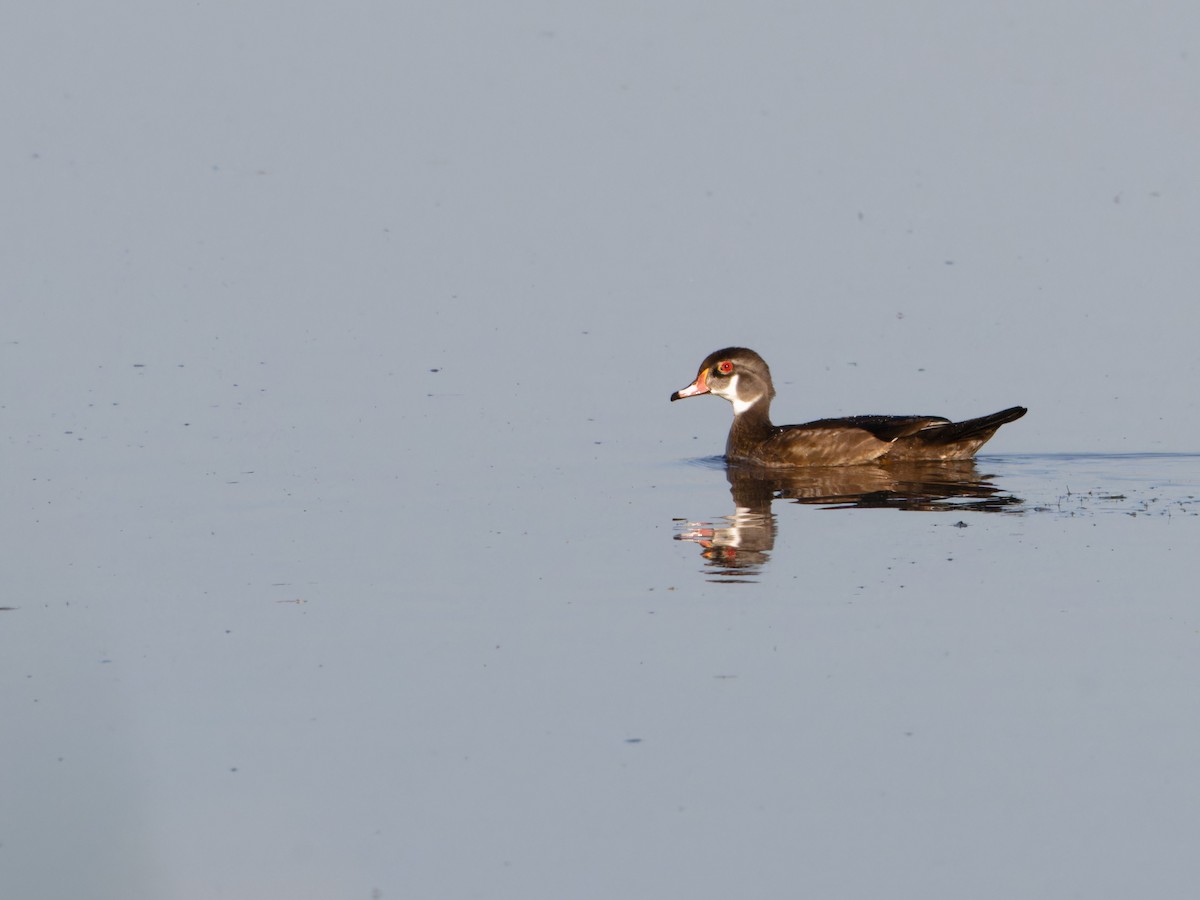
5,429 -> 1200,898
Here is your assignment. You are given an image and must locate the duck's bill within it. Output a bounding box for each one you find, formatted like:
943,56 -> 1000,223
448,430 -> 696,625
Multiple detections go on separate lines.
670,369 -> 710,401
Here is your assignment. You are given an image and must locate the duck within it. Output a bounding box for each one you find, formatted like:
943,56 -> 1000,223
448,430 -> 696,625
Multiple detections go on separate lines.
670,347 -> 1027,467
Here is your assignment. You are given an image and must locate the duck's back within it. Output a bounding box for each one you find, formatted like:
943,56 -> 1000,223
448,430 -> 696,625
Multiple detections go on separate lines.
730,409 -> 1026,467
732,416 -> 941,467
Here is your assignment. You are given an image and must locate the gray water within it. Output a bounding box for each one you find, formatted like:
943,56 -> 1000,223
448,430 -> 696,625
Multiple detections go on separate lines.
5,4 -> 1200,899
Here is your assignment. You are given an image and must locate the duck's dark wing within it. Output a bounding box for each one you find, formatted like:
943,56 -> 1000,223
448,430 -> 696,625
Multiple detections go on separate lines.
747,416 -> 946,466
757,408 -> 1027,465
799,415 -> 953,442
730,408 -> 1028,467
885,406 -> 1028,460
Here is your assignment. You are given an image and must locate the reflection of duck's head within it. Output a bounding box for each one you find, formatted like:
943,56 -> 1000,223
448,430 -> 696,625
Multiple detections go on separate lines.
670,347 -> 775,416
676,506 -> 776,578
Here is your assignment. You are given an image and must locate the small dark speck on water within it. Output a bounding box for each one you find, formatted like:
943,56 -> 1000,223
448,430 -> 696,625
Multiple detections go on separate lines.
625,738 -> 643,744
429,368 -> 440,373
953,521 -> 969,528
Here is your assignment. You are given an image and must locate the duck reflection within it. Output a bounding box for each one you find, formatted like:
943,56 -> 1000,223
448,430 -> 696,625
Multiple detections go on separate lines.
675,460 -> 1022,580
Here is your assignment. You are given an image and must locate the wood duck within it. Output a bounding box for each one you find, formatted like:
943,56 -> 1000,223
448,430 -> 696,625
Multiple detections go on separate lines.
671,347 -> 1027,467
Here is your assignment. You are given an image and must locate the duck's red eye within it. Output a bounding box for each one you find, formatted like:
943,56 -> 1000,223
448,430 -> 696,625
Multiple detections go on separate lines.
717,360 -> 734,375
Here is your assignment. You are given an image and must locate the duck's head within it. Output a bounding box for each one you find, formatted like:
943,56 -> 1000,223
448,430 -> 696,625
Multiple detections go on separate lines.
670,347 -> 775,415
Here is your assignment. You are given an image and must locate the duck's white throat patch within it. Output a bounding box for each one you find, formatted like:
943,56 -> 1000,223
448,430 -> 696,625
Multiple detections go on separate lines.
723,374 -> 764,415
